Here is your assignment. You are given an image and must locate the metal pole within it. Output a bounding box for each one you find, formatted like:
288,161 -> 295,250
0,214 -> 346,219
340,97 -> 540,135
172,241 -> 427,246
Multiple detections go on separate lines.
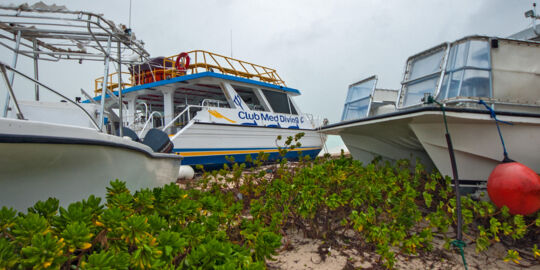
0,65 -> 24,119
33,38 -> 39,101
99,35 -> 112,131
117,41 -> 123,137
2,30 -> 21,117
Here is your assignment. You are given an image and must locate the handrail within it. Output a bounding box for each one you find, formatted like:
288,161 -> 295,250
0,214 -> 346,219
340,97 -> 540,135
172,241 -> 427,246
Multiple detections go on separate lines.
441,98 -> 540,108
138,111 -> 164,137
94,71 -> 132,95
161,104 -> 205,132
201,99 -> 227,107
0,61 -> 101,130
128,50 -> 286,88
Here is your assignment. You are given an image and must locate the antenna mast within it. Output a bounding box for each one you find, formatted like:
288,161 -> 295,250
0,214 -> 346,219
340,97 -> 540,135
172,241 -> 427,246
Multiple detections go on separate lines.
129,0 -> 132,28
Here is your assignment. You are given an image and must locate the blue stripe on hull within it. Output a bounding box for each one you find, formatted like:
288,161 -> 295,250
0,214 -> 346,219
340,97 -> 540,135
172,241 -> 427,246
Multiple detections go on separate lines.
180,149 -> 322,167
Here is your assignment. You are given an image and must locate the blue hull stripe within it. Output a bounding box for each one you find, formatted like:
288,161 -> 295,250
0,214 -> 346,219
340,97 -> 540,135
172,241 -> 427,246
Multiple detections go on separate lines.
180,149 -> 322,166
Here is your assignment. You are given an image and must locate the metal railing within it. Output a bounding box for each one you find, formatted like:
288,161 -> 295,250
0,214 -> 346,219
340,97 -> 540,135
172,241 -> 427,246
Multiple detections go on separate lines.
201,99 -> 228,107
94,72 -> 133,95
161,105 -> 204,132
138,111 -> 164,137
0,61 -> 100,130
127,50 -> 286,89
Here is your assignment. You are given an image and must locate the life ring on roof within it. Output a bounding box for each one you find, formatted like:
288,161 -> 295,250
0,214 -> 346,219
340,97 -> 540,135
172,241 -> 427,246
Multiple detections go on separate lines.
175,52 -> 190,72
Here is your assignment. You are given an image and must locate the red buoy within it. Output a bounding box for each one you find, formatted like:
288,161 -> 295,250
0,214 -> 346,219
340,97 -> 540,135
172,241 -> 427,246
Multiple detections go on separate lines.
487,162 -> 540,215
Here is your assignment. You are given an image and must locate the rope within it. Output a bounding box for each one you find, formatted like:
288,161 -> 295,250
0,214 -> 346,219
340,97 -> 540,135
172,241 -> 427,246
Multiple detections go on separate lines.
451,239 -> 468,270
425,95 -> 467,270
477,100 -> 513,162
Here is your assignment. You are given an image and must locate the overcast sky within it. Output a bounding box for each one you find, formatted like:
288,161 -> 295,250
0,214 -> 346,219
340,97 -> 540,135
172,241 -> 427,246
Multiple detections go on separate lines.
0,0 -> 536,124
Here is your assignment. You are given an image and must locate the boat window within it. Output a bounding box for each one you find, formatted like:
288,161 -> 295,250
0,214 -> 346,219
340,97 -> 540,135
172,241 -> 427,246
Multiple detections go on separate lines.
402,79 -> 439,107
289,97 -> 298,115
409,50 -> 446,80
233,85 -> 268,111
341,77 -> 376,121
401,47 -> 446,107
262,89 -> 294,114
447,42 -> 467,70
466,40 -> 490,69
342,98 -> 370,121
461,70 -> 490,97
439,70 -> 463,99
438,39 -> 491,100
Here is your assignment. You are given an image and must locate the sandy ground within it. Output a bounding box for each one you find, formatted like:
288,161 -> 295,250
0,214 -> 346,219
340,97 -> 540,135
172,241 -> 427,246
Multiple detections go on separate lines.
267,229 -> 540,270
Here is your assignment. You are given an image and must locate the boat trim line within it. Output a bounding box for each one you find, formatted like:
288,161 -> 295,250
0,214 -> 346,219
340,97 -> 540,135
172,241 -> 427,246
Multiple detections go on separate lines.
191,121 -> 318,131
0,134 -> 183,160
322,106 -> 540,130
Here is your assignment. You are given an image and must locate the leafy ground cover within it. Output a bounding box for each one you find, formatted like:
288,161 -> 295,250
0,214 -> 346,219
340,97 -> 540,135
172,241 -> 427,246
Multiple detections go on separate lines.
1,133 -> 539,269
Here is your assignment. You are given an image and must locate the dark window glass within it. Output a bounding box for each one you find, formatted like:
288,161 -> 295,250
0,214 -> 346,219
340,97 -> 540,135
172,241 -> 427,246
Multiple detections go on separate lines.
289,98 -> 298,115
262,90 -> 291,114
232,85 -> 268,111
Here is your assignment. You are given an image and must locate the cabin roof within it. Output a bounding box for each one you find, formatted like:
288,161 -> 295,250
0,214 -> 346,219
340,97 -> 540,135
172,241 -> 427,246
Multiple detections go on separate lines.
84,71 -> 301,103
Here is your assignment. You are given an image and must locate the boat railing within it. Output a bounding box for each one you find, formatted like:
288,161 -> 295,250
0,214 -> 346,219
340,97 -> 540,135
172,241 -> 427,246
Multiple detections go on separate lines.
0,62 -> 101,130
128,50 -> 286,88
440,98 -> 540,108
162,105 -> 205,133
138,111 -> 164,137
201,99 -> 228,107
305,113 -> 329,129
94,72 -> 133,96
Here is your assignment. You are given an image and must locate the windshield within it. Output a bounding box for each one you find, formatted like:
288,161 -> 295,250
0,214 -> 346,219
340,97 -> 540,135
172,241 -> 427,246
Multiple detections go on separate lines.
341,76 -> 376,121
438,39 -> 491,100
401,47 -> 446,107
400,38 -> 492,108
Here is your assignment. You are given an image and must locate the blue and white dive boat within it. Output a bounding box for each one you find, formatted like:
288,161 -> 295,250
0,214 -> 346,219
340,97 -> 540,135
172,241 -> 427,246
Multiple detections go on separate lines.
324,31 -> 540,183
88,50 -> 326,167
0,4 -> 181,211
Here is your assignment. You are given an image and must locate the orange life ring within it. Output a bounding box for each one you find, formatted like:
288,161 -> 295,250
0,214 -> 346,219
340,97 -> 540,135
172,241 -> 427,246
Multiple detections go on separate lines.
175,52 -> 190,72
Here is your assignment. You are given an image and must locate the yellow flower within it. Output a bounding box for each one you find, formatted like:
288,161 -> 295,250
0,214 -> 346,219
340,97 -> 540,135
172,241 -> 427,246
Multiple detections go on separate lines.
43,261 -> 52,268
94,220 -> 104,227
182,194 -> 188,199
81,242 -> 92,249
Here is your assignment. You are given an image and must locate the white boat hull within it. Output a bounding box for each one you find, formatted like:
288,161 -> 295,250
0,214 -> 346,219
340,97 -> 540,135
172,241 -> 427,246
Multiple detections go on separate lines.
325,108 -> 540,181
171,123 -> 325,166
0,118 -> 181,211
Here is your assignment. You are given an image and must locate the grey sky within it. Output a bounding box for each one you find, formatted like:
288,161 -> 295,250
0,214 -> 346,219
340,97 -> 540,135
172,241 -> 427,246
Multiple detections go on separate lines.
0,0 -> 535,123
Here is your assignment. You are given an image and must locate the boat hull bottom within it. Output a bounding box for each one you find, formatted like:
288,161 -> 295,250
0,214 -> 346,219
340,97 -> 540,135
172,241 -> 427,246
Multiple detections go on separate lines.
179,148 -> 322,168
0,143 -> 180,212
325,109 -> 540,181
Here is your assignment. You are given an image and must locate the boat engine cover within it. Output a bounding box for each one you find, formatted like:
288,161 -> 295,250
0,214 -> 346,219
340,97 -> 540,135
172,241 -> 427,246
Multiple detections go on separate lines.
116,127 -> 140,142
142,128 -> 174,153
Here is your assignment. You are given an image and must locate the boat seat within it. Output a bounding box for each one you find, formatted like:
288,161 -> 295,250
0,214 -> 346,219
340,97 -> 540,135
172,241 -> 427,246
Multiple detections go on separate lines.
116,127 -> 140,142
142,128 -> 174,153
